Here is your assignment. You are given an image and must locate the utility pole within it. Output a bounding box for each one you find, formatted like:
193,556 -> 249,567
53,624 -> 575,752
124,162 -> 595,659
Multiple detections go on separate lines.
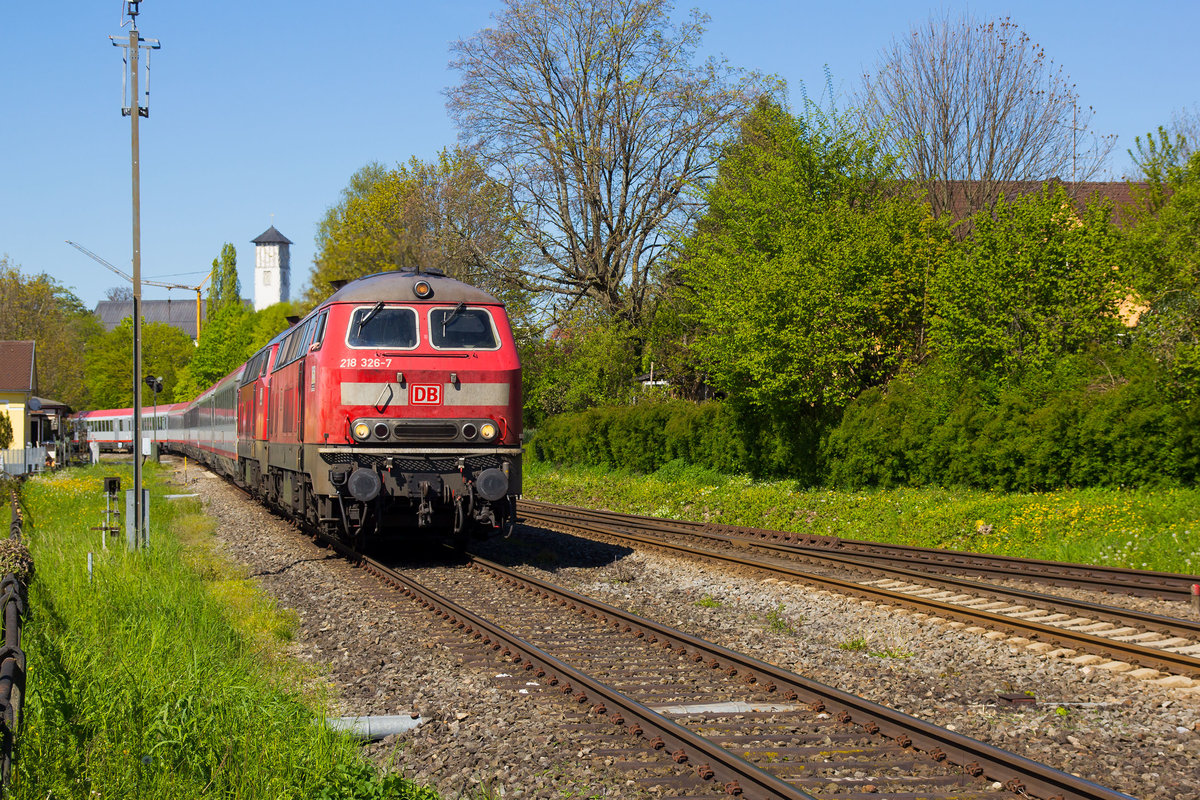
111,1 -> 160,547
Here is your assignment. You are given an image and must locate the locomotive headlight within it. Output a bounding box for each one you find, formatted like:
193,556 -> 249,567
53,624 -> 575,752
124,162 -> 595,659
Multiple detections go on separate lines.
479,422 -> 498,441
353,422 -> 371,440
413,279 -> 433,299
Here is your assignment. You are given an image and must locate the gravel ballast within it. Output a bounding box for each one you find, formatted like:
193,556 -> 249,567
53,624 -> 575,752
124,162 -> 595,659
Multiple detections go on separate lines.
176,463 -> 1198,799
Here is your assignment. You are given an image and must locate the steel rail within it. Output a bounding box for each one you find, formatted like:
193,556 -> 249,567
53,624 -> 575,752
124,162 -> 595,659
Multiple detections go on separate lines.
520,500 -> 1199,599
341,550 -> 817,800
460,552 -> 1135,800
520,507 -> 1200,677
524,502 -> 1200,642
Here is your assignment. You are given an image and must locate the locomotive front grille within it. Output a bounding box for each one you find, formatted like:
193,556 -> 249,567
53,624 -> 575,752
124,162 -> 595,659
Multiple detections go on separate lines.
320,452 -> 506,472
394,420 -> 459,439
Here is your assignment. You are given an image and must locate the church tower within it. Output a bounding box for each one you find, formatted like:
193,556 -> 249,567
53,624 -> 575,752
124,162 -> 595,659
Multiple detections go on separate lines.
252,225 -> 292,310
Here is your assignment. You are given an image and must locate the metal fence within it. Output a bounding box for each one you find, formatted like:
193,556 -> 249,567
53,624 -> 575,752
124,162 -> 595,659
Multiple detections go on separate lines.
0,449 -> 45,477
0,488 -> 27,786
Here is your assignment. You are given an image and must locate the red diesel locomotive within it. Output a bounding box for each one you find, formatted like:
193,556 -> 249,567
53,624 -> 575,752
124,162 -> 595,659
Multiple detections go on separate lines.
79,270 -> 523,544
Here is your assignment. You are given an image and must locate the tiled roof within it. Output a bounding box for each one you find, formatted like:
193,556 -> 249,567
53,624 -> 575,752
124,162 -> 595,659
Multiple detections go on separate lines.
938,179 -> 1150,226
94,299 -> 208,339
252,225 -> 293,245
0,341 -> 35,393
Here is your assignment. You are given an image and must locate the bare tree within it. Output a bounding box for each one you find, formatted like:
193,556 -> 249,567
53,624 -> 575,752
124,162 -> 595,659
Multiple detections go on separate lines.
447,0 -> 771,325
105,285 -> 134,302
859,14 -> 1114,219
1170,104 -> 1200,160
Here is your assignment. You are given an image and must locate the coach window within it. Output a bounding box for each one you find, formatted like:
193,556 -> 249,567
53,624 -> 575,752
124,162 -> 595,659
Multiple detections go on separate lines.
429,306 -> 499,350
346,305 -> 417,349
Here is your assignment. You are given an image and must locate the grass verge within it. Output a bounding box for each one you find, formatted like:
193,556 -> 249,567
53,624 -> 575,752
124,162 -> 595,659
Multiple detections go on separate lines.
524,459 -> 1200,575
15,463 -> 437,799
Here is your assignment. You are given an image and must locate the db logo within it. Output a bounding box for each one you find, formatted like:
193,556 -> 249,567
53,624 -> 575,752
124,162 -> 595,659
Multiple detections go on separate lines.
410,384 -> 442,405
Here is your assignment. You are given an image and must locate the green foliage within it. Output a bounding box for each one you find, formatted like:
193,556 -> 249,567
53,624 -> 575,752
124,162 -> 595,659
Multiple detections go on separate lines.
520,311 -> 643,425
207,243 -> 241,316
765,605 -> 795,634
1128,126 -> 1190,213
1125,150 -> 1200,406
0,412 -> 12,449
695,595 -> 722,608
533,400 -> 749,476
931,185 -> 1125,385
0,258 -> 103,409
175,303 -> 256,399
682,99 -> 945,414
822,351 -> 1197,491
19,466 -> 438,799
308,151 -> 524,315
83,317 -> 196,408
172,302 -> 297,401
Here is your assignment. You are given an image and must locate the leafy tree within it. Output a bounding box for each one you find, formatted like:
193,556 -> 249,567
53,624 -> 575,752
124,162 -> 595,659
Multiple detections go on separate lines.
447,0 -> 773,326
0,413 -> 11,450
172,302 -> 297,400
681,100 -> 944,414
521,307 -> 642,425
929,184 -> 1124,385
173,303 -> 255,399
0,258 -> 103,409
859,13 -> 1113,219
84,317 -> 195,409
307,151 -> 522,311
1127,126 -> 1190,214
1126,150 -> 1200,405
207,243 -> 240,315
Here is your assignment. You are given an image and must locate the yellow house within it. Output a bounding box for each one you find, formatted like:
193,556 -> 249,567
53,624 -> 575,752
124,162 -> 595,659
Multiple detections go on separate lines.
0,341 -> 38,450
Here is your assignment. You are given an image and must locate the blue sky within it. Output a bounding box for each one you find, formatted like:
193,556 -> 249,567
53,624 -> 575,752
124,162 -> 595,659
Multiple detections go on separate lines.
2,1 -> 1197,310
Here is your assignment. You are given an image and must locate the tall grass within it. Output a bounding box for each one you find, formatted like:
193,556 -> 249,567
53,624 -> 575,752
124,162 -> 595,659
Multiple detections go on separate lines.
16,464 -> 437,799
525,459 -> 1200,575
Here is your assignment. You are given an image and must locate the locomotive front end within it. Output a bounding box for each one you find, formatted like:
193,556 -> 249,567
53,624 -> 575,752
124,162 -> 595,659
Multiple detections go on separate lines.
304,272 -> 522,542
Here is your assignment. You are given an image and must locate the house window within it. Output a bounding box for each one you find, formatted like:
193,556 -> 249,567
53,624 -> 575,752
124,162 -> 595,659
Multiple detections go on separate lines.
263,272 -> 271,286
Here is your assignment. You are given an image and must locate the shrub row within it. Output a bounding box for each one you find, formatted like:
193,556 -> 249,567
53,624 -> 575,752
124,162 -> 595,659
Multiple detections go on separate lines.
532,362 -> 1198,490
532,400 -> 747,474
823,368 -> 1199,490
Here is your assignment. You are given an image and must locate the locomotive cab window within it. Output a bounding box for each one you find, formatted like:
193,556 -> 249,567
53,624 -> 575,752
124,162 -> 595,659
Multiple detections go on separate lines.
346,305 -> 417,349
429,306 -> 499,350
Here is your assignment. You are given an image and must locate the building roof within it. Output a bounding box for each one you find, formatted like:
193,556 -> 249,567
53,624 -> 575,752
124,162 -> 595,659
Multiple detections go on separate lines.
0,341 -> 36,394
252,225 -> 293,245
94,299 -> 208,340
939,179 -> 1149,226
30,396 -> 71,414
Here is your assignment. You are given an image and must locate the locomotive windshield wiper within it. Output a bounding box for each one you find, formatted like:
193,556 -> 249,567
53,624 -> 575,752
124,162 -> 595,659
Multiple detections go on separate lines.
442,301 -> 466,335
358,301 -> 385,334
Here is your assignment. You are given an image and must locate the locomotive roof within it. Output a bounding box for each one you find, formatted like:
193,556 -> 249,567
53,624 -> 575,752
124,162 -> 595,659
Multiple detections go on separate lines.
324,270 -> 502,306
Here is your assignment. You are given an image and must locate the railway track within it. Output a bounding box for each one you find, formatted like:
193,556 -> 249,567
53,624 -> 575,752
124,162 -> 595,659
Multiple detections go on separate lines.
518,501 -> 1200,680
329,532 -> 1135,800
519,501 -> 1198,600
180,462 -> 1161,799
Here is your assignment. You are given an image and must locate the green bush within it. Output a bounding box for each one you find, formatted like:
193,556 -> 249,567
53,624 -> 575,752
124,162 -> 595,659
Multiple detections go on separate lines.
823,353 -> 1197,490
534,400 -> 749,475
